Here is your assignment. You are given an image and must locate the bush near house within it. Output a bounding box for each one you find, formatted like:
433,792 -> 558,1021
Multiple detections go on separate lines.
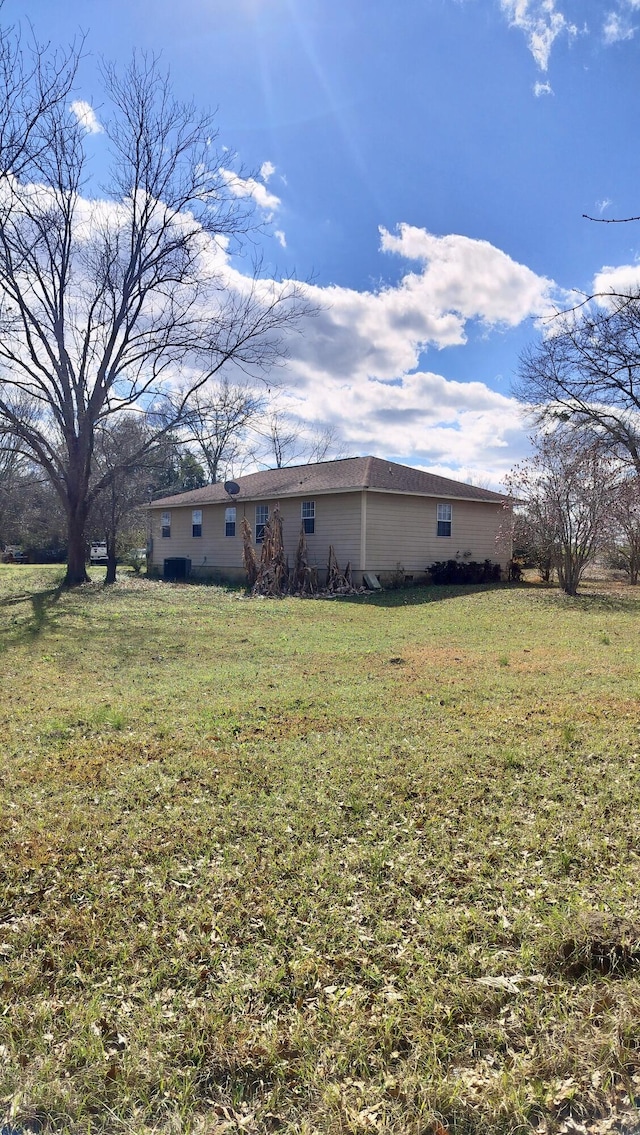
428,557 -> 502,584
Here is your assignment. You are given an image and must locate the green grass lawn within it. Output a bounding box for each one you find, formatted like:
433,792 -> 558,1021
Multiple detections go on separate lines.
1,566 -> 640,1135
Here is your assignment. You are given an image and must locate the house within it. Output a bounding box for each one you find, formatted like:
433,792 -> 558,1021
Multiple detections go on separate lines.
147,456 -> 510,585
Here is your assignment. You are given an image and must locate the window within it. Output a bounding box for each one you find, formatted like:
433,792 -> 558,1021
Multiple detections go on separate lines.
225,506 -> 236,537
437,503 -> 452,537
192,509 -> 202,538
301,500 -> 315,534
161,511 -> 171,538
255,504 -> 269,543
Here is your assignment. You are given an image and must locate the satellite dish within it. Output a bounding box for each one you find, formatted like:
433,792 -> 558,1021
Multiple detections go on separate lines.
224,480 -> 240,497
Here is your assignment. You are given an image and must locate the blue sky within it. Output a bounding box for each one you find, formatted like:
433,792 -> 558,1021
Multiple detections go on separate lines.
5,0 -> 640,486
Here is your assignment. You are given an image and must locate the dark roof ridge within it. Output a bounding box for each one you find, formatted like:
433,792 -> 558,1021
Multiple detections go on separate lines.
363,454 -> 375,487
148,455 -> 505,508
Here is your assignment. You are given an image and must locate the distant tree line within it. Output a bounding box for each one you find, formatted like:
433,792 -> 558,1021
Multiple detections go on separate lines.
0,390 -> 344,570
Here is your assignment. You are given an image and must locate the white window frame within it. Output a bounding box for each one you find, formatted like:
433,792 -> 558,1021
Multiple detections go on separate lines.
301,500 -> 315,534
255,504 -> 269,543
225,506 -> 236,537
437,503 -> 452,537
192,509 -> 202,538
161,511 -> 171,538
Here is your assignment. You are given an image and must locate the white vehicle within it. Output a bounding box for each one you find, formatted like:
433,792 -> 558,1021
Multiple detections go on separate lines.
89,541 -> 108,564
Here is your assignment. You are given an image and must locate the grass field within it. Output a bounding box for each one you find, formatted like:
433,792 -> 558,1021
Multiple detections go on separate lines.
1,566 -> 640,1135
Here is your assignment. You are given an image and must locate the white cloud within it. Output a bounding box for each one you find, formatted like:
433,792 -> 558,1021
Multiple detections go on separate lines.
592,262 -> 640,296
534,80 -> 553,96
281,226 -> 559,395
603,9 -> 636,42
378,224 -> 558,329
273,364 -> 529,488
596,197 -> 613,214
219,169 -> 281,212
69,100 -> 103,135
602,0 -> 640,43
499,0 -> 577,70
257,225 -> 562,485
274,229 -> 287,248
260,160 -> 276,182
0,181 -> 551,483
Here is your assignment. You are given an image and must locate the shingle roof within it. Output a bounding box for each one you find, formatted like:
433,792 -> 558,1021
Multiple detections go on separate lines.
149,456 -> 506,508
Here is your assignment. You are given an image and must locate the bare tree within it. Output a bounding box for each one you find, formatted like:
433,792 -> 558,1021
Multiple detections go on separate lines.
506,430 -> 619,595
259,408 -> 301,469
0,18 -> 80,179
0,432 -> 21,485
517,295 -> 640,473
505,499 -> 556,583
0,446 -> 65,555
607,474 -> 640,584
251,408 -> 348,470
0,50 -> 309,585
0,435 -> 25,547
90,416 -> 169,583
185,379 -> 263,483
305,423 -> 347,464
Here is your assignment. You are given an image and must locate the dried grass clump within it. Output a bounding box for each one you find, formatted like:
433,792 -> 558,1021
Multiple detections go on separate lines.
326,544 -> 353,594
290,525 -> 317,594
241,516 -> 258,589
246,513 -> 361,597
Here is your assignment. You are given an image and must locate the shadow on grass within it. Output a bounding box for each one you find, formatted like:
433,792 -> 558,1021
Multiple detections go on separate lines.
524,581 -> 640,615
0,582 -> 65,642
346,579 -> 640,613
334,577 -> 640,610
338,581 -> 515,608
556,590 -> 640,615
176,579 -> 529,607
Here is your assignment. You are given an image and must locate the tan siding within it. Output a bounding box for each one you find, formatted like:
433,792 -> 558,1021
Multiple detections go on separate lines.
365,493 -> 508,573
256,493 -> 362,573
149,490 -> 508,580
149,492 -> 363,577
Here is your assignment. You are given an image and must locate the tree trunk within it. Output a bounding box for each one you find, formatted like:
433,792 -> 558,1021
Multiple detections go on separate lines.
105,531 -> 117,585
558,553 -> 582,595
62,436 -> 94,587
64,509 -> 90,586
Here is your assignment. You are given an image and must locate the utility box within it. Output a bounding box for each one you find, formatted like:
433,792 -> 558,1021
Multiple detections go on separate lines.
163,557 -> 191,581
